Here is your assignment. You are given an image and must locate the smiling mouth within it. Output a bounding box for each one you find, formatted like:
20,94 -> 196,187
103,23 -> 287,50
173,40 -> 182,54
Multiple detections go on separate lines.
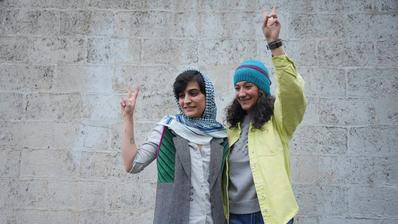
238,98 -> 251,103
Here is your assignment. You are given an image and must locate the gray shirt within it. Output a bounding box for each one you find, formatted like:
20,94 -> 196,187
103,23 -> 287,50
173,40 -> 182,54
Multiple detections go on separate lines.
129,124 -> 214,224
228,114 -> 261,214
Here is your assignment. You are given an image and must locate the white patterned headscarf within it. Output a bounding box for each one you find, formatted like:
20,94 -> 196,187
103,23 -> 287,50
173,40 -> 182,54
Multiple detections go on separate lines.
175,72 -> 225,132
159,70 -> 226,142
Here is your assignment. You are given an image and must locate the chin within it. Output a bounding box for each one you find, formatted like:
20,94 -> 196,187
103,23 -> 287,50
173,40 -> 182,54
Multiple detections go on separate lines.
240,105 -> 254,112
239,103 -> 248,109
184,111 -> 197,118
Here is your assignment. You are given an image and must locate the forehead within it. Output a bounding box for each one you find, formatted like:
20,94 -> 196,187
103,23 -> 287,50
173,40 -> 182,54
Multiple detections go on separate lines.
185,80 -> 201,90
235,81 -> 254,86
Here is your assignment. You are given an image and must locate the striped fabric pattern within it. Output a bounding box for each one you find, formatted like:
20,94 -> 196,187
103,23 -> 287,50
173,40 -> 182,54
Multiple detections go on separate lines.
157,127 -> 176,183
157,127 -> 228,184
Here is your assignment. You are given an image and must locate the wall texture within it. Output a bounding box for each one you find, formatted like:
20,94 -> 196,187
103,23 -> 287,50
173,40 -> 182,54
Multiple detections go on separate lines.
0,0 -> 397,223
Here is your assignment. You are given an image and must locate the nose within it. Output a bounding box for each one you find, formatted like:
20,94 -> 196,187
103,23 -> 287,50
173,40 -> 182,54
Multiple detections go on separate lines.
237,88 -> 246,97
183,94 -> 191,103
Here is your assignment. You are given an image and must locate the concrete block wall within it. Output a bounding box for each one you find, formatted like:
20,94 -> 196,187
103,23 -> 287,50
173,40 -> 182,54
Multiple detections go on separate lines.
0,0 -> 397,223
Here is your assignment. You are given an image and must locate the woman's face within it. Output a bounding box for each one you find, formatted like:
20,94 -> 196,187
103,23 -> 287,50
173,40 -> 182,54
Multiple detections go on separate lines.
235,81 -> 259,112
178,81 -> 206,118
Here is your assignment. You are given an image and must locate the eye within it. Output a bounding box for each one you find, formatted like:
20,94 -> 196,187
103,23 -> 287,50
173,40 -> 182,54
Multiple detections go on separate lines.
244,84 -> 254,89
188,90 -> 200,96
178,93 -> 185,99
234,86 -> 240,91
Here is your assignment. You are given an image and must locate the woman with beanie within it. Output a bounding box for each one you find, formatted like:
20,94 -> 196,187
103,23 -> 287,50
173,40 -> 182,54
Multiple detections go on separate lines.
225,7 -> 307,224
120,70 -> 228,224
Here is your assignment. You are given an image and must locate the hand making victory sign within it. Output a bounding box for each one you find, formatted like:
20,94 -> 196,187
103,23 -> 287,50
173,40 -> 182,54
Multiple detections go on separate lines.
120,86 -> 140,171
263,6 -> 280,42
120,86 -> 139,119
262,6 -> 284,56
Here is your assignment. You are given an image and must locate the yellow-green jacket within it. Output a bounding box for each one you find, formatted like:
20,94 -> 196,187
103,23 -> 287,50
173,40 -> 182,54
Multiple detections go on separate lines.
224,55 -> 307,224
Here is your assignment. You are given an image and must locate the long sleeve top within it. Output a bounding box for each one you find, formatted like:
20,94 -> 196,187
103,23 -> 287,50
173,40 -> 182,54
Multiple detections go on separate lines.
129,124 -> 215,224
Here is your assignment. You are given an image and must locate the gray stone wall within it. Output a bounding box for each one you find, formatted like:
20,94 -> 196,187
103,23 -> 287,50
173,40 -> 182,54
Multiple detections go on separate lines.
0,0 -> 397,223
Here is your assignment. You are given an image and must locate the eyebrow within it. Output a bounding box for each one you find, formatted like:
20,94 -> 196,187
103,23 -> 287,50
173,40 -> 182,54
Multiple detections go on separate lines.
186,87 -> 200,91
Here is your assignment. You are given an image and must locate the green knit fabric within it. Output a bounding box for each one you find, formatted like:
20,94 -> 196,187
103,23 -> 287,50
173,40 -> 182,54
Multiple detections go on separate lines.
157,127 -> 228,183
157,128 -> 176,183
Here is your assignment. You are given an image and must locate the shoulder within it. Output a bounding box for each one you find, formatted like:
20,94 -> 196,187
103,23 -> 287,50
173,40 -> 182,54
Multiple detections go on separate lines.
158,115 -> 175,125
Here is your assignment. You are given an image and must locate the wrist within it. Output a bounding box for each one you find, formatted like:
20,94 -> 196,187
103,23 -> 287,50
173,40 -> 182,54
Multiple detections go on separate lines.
266,38 -> 279,43
271,47 -> 285,57
267,39 -> 282,50
123,114 -> 133,122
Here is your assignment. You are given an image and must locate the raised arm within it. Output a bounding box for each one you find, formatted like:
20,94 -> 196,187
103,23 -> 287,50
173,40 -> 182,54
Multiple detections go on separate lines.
120,87 -> 139,172
262,7 -> 307,139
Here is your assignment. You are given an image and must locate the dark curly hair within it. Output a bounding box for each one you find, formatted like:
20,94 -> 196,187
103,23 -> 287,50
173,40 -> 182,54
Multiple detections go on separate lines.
226,91 -> 275,129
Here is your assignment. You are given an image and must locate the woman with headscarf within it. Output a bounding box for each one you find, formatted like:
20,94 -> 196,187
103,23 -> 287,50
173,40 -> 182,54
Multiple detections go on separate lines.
120,70 -> 228,224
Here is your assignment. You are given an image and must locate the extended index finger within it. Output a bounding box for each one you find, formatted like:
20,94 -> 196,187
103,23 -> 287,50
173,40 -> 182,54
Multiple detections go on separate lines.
127,85 -> 132,98
271,6 -> 276,15
132,86 -> 140,98
262,10 -> 271,27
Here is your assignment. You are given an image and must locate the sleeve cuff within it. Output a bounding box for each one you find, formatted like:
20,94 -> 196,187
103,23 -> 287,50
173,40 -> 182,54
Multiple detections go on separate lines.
272,55 -> 295,68
128,161 -> 145,174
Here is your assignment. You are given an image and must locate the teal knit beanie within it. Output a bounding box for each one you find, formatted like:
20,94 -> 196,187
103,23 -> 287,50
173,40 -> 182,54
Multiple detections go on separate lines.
233,59 -> 271,96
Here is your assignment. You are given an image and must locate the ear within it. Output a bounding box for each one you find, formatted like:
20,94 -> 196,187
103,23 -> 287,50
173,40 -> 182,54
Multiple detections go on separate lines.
258,90 -> 265,97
